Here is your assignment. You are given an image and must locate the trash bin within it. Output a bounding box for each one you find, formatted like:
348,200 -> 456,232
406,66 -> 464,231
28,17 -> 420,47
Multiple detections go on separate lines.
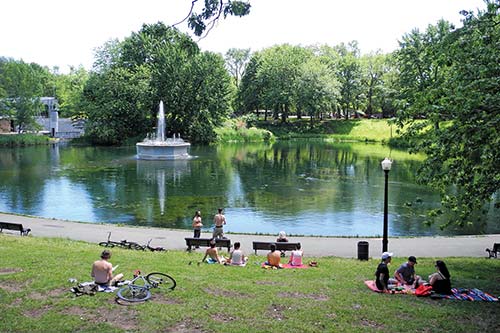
357,241 -> 369,260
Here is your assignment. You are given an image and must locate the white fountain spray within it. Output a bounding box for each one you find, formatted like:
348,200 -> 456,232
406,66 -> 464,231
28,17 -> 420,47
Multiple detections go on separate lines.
156,101 -> 165,143
136,101 -> 191,160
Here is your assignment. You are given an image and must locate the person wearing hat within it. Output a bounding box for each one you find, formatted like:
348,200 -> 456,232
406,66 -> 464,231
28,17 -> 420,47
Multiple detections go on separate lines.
91,250 -> 123,286
375,252 -> 396,292
394,256 -> 422,287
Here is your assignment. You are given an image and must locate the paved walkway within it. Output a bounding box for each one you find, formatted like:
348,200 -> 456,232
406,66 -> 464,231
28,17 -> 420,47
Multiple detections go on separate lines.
1,213 -> 498,259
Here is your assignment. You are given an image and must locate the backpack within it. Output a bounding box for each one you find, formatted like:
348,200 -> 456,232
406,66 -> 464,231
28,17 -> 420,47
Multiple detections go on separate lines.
415,284 -> 433,297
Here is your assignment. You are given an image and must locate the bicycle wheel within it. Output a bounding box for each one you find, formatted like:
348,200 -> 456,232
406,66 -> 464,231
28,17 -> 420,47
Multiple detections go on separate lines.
146,272 -> 176,290
116,285 -> 151,302
98,242 -> 115,248
129,243 -> 145,251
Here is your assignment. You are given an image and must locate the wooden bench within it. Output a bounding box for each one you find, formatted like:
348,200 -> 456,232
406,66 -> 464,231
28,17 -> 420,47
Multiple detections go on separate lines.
252,241 -> 301,255
185,237 -> 231,252
486,243 -> 500,258
0,222 -> 31,236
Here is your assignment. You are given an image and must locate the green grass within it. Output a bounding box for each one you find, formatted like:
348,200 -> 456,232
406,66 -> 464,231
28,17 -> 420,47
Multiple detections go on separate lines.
257,119 -> 398,142
1,235 -> 498,332
0,134 -> 51,146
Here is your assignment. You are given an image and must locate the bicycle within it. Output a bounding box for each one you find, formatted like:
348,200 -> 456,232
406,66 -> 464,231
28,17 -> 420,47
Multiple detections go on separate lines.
145,239 -> 166,252
116,270 -> 176,302
99,232 -> 145,251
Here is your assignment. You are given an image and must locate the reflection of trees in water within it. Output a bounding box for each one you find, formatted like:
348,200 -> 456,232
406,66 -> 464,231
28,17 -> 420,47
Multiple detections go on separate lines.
0,143 -> 497,235
0,146 -> 52,213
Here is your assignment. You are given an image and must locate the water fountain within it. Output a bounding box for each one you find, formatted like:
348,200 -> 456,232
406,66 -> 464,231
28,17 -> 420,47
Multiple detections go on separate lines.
136,101 -> 191,160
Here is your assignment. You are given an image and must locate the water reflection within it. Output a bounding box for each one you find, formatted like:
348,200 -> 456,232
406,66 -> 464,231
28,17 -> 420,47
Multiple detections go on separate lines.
0,142 -> 497,236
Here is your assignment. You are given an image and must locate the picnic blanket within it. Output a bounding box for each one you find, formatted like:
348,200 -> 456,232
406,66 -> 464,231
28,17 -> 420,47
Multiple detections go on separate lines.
434,288 -> 498,301
364,280 -> 413,294
365,280 -> 498,301
261,263 -> 309,269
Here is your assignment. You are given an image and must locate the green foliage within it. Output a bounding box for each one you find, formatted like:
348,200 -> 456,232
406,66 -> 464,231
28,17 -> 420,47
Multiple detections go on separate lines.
1,235 -> 499,332
395,2 -> 500,228
0,134 -> 50,146
215,117 -> 274,142
82,65 -> 152,145
54,66 -> 89,118
82,23 -> 233,145
185,0 -> 251,36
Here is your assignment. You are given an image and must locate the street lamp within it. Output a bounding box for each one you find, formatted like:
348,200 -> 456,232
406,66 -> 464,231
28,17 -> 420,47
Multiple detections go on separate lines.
381,157 -> 392,252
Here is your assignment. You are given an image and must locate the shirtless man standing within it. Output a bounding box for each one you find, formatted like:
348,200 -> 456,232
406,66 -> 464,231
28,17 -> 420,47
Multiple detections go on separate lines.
212,208 -> 226,239
91,250 -> 123,286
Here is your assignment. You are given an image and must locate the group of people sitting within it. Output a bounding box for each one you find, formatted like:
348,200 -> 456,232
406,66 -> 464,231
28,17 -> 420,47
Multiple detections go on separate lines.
201,231 -> 304,268
375,251 -> 452,294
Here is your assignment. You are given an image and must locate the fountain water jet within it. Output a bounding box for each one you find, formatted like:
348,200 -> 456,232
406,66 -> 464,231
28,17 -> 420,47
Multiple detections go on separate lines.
136,101 -> 191,160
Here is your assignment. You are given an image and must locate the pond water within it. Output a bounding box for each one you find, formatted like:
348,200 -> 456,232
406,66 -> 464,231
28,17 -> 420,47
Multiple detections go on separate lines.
0,141 -> 497,236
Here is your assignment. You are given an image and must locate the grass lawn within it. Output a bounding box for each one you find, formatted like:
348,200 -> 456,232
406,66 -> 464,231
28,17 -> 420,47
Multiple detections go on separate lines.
258,119 -> 398,142
1,235 -> 498,332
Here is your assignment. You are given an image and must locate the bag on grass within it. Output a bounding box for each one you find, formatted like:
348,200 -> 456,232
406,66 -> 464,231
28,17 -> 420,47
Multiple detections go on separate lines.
415,284 -> 433,297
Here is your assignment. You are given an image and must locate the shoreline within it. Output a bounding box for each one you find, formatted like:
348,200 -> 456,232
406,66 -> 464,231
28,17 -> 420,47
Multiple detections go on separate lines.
1,212 -> 498,258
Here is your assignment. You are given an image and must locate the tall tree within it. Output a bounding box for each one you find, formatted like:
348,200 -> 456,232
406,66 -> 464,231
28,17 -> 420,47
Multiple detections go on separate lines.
224,48 -> 250,86
335,42 -> 363,120
396,1 -> 500,228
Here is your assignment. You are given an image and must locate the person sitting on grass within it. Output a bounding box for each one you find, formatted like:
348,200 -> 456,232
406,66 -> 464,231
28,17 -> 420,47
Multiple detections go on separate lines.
91,250 -> 123,286
265,243 -> 283,268
288,243 -> 303,266
227,242 -> 248,266
394,256 -> 423,288
201,240 -> 226,264
428,260 -> 452,295
375,252 -> 396,293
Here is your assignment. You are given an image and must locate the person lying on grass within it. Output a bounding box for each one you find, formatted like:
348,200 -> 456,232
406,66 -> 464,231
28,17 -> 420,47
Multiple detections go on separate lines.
201,240 -> 226,264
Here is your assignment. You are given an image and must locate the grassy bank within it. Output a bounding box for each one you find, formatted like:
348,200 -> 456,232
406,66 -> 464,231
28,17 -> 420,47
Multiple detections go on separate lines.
1,235 -> 498,332
257,119 -> 397,142
0,133 -> 50,146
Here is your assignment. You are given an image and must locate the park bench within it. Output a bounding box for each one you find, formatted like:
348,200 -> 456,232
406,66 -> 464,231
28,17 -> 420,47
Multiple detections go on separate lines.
252,241 -> 301,255
0,222 -> 31,236
486,243 -> 500,258
185,237 -> 231,252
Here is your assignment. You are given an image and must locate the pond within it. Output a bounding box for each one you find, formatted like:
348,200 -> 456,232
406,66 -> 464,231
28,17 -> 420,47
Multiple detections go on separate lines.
0,141 -> 497,236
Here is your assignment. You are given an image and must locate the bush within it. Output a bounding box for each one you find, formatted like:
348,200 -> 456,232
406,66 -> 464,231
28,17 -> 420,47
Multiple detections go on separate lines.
0,134 -> 50,146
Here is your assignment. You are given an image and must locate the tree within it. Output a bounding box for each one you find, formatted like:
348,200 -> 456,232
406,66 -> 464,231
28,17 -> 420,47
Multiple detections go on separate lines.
395,1 -> 500,228
360,52 -> 388,117
396,20 -> 454,129
175,0 -> 251,37
82,22 -> 233,144
335,42 -> 363,119
54,66 -> 89,118
237,53 -> 263,116
296,57 -> 339,125
224,48 -> 251,86
0,59 -> 49,132
257,44 -> 312,122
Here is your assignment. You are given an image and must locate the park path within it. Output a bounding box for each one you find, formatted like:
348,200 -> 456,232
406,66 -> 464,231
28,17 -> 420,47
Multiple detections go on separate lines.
1,212 -> 498,259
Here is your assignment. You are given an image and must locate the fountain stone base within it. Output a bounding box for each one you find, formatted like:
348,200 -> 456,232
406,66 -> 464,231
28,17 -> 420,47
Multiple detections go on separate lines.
136,142 -> 191,160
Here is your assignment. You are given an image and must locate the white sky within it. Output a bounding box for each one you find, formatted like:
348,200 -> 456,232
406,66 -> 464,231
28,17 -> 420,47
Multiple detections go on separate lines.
0,0 -> 486,73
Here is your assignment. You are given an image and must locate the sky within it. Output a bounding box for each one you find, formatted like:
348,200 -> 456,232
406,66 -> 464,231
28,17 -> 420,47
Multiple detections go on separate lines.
0,0 -> 487,73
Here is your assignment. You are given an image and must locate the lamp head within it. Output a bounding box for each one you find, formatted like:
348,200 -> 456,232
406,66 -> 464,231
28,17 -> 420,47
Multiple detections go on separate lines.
381,158 -> 392,171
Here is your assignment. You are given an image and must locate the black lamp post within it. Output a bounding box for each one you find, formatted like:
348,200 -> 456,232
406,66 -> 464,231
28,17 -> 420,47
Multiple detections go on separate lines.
381,158 -> 392,252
